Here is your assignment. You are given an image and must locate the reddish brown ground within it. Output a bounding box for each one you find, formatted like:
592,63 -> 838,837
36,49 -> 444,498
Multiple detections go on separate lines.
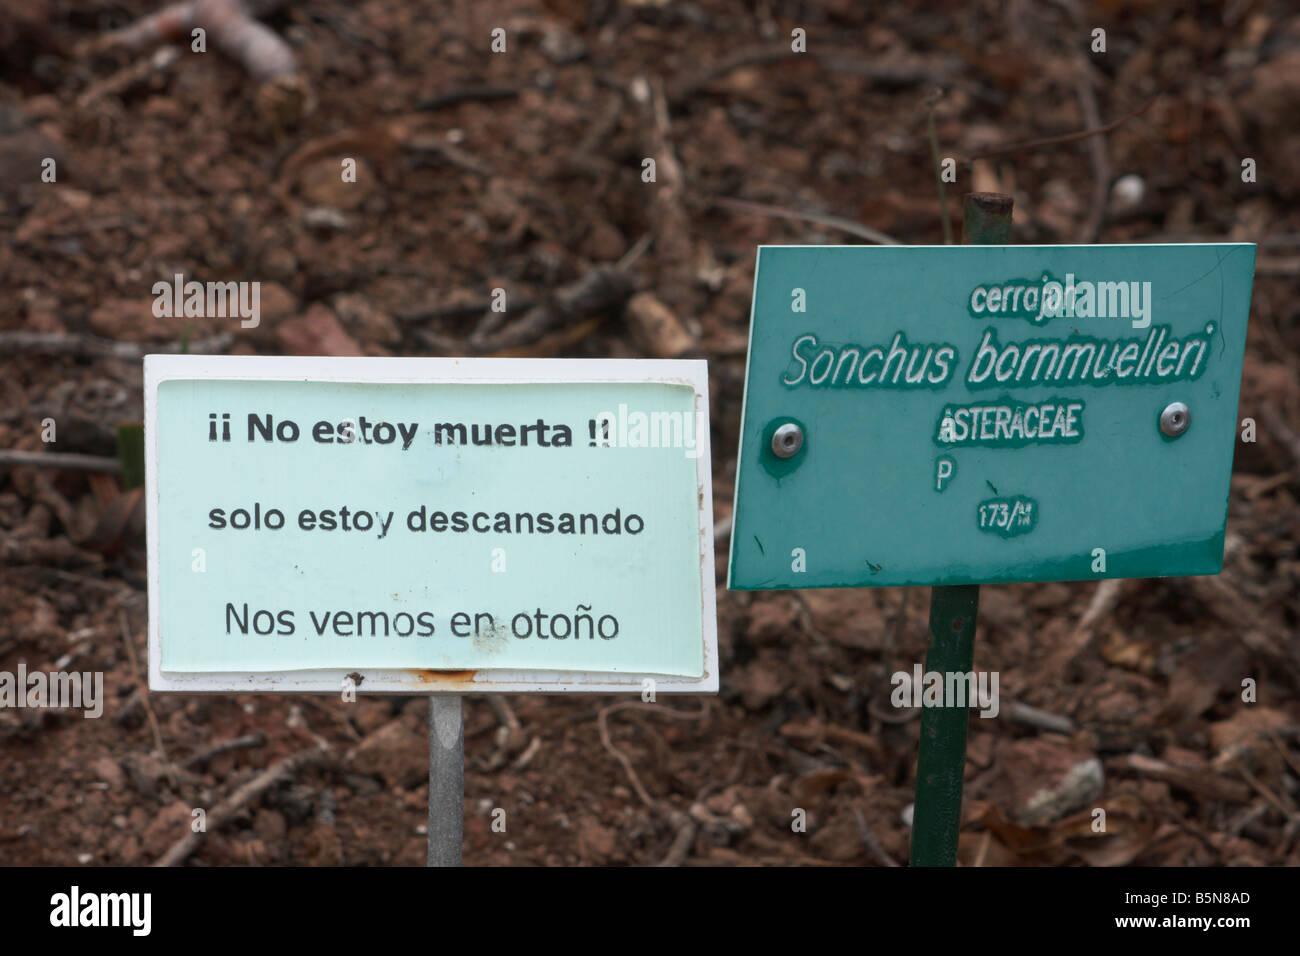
1,0 -> 1298,865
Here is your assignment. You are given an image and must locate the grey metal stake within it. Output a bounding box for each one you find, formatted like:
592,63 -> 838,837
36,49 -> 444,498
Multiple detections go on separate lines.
427,694 -> 464,866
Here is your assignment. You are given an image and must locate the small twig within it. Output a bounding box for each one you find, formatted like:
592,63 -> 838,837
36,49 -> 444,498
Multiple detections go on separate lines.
1076,578 -> 1124,637
868,699 -> 921,725
596,707 -> 656,805
596,700 -> 710,799
711,197 -> 901,245
667,43 -> 798,105
1004,700 -> 1074,735
0,450 -> 123,474
416,85 -> 520,111
563,90 -> 625,177
118,611 -> 168,763
81,0 -> 315,137
510,736 -> 542,771
886,588 -> 910,653
0,537 -> 104,568
792,593 -> 828,644
31,472 -> 82,540
154,740 -> 331,866
925,90 -> 953,245
1233,759 -> 1296,817
85,0 -> 304,88
819,53 -> 961,88
1073,70 -> 1110,243
1120,753 -> 1251,802
395,298 -> 537,324
823,723 -> 885,757
597,701 -> 708,866
182,732 -> 268,770
658,817 -> 698,867
852,806 -> 901,867
0,330 -> 232,361
964,95 -> 1157,163
1269,733 -> 1300,781
483,696 -> 527,770
78,47 -> 181,109
633,75 -> 693,317
5,566 -> 126,592
466,264 -> 634,353
668,44 -> 958,106
1231,800 -> 1272,838
408,136 -> 493,177
713,513 -> 731,545
616,232 -> 655,271
1256,256 -> 1300,277
1262,403 -> 1300,468
1046,577 -> 1122,674
487,696 -> 524,747
457,235 -> 650,349
298,697 -> 362,743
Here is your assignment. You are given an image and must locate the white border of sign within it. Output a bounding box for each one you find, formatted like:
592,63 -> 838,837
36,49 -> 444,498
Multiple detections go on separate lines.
145,355 -> 718,694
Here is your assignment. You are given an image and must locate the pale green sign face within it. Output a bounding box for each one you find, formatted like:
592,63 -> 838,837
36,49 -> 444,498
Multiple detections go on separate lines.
729,244 -> 1255,589
149,361 -> 712,684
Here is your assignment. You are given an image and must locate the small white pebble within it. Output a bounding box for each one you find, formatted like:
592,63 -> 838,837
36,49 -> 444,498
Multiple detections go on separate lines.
77,853 -> 93,864
1111,173 -> 1145,209
901,803 -> 915,828
827,673 -> 855,693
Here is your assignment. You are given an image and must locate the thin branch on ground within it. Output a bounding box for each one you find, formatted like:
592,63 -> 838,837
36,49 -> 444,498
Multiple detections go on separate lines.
154,740 -> 331,866
119,611 -> 168,765
1073,70 -> 1110,243
963,95 -> 1157,163
0,330 -> 232,361
597,700 -> 709,866
182,732 -> 268,770
710,197 -> 901,245
0,450 -> 123,474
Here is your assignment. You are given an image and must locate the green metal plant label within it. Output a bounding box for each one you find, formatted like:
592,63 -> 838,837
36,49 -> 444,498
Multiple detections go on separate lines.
729,244 -> 1255,589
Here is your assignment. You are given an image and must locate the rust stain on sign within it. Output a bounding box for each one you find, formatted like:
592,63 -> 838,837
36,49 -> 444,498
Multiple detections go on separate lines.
411,669 -> 477,684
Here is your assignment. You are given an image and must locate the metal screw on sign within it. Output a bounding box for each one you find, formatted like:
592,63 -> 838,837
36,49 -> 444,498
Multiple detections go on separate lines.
1160,401 -> 1190,437
908,192 -> 1012,868
772,422 -> 804,458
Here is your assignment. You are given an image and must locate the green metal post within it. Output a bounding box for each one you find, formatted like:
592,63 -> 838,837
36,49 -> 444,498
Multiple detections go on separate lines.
909,585 -> 980,866
908,193 -> 1012,866
961,192 -> 1014,245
